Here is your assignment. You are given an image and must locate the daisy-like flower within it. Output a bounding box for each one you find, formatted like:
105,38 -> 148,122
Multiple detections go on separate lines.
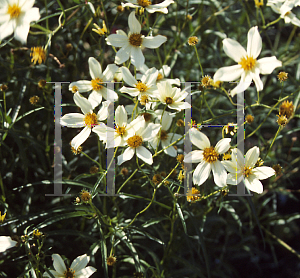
139,64 -> 180,86
30,46 -> 46,65
69,57 -> 118,108
60,92 -> 110,150
222,147 -> 275,193
0,236 -> 18,252
120,66 -> 158,108
183,128 -> 231,187
148,110 -> 182,157
43,253 -> 96,278
121,0 -> 174,14
213,26 -> 282,97
156,81 -> 191,111
106,11 -> 167,70
267,0 -> 300,27
117,121 -> 161,165
0,0 -> 40,44
93,106 -> 145,148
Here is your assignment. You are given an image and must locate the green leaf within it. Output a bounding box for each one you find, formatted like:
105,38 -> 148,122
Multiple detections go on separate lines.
176,203 -> 187,234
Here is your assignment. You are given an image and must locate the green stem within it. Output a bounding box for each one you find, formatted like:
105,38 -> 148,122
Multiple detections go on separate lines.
193,45 -> 204,76
263,126 -> 282,160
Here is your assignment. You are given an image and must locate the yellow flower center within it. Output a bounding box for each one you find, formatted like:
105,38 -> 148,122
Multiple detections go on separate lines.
165,97 -> 173,105
30,47 -> 46,65
140,94 -> 149,106
71,85 -> 79,93
203,146 -> 219,163
243,166 -> 253,177
129,33 -> 143,47
91,77 -> 103,91
84,113 -> 98,128
136,81 -> 148,92
160,130 -> 168,141
64,268 -> 75,278
116,125 -> 126,136
137,0 -> 152,7
239,55 -> 256,71
127,135 -> 143,148
157,73 -> 163,81
8,4 -> 21,19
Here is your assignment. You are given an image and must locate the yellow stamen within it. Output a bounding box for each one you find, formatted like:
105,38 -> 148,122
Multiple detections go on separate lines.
116,126 -> 126,136
203,146 -> 219,163
239,55 -> 256,71
243,166 -> 252,177
127,135 -> 143,148
165,97 -> 173,104
136,81 -> 148,92
84,113 -> 98,128
91,78 -> 103,91
129,33 -> 143,47
8,4 -> 21,19
137,0 -> 152,7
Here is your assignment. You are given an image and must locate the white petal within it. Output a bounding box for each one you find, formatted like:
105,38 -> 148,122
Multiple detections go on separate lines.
193,161 -> 211,186
162,140 -> 177,157
130,47 -> 145,70
227,173 -> 243,185
244,175 -> 263,194
76,266 -> 97,278
168,101 -> 190,111
222,160 -> 237,173
223,38 -> 247,63
117,147 -> 135,165
252,166 -> 275,180
0,20 -> 14,41
245,146 -> 259,168
120,86 -> 140,96
142,35 -> 167,48
121,67 -> 137,86
115,105 -> 127,127
115,45 -> 131,65
69,81 -> 93,93
103,64 -> 119,81
88,57 -> 102,79
74,92 -> 93,115
189,128 -> 210,150
247,26 -> 262,59
256,56 -> 282,74
213,65 -> 243,82
20,0 -> 35,10
71,127 -> 91,150
14,22 -> 30,44
97,100 -> 110,121
215,138 -> 231,154
22,7 -> 40,22
212,161 -> 227,187
70,254 -> 89,272
60,113 -> 84,127
183,150 -> 203,163
231,148 -> 245,169
52,254 -> 66,274
106,34 -> 128,47
88,91 -> 102,109
0,236 -> 18,252
128,11 -> 141,34
136,146 -> 153,164
230,71 -> 252,97
251,67 -> 263,92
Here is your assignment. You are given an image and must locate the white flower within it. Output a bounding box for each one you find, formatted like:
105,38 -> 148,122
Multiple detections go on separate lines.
60,92 -> 110,150
0,236 -> 18,252
148,110 -> 182,157
93,106 -> 145,148
138,64 -> 180,86
183,128 -> 231,187
267,0 -> 300,27
121,0 -> 174,14
117,121 -> 161,165
156,81 -> 191,111
69,57 -> 118,108
213,26 -> 282,97
222,147 -> 275,194
0,0 -> 40,44
120,66 -> 159,109
106,11 -> 167,70
43,253 -> 96,278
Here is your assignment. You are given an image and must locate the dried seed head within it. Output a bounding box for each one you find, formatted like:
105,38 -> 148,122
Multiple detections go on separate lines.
246,114 -> 254,124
